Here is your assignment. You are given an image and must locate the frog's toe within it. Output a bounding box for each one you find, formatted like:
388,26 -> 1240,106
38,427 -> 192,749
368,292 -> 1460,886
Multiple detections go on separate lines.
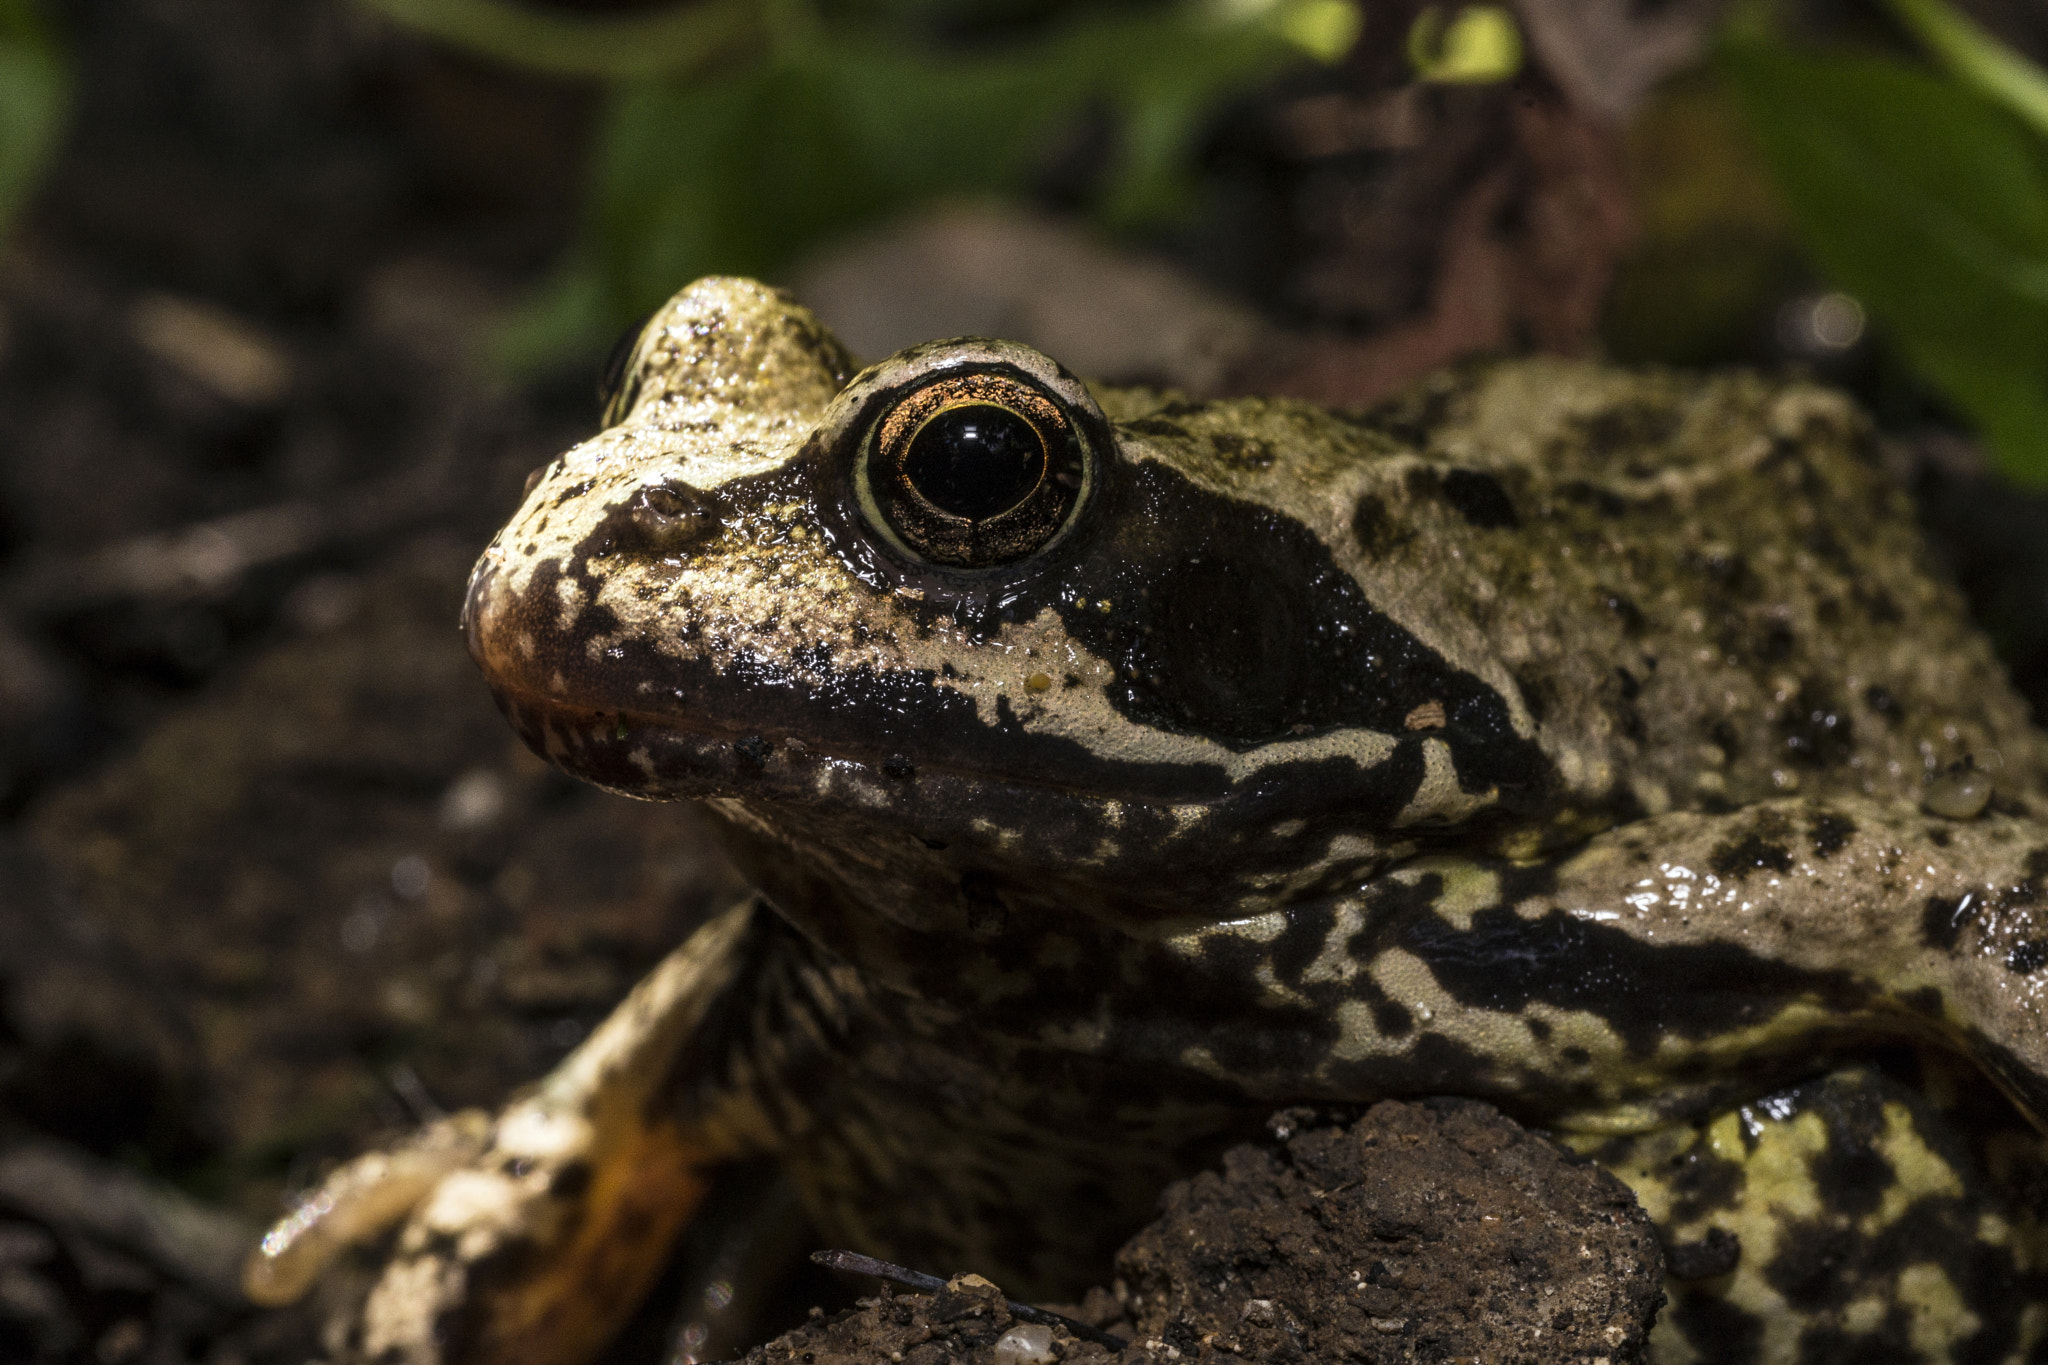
349,1106 -> 709,1365
252,903 -> 765,1365
243,1108 -> 493,1307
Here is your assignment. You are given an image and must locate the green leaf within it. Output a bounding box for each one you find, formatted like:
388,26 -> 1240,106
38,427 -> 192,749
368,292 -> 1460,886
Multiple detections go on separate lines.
1884,0 -> 2048,142
1407,5 -> 1522,85
0,0 -> 69,239
1723,36 -> 2048,483
355,0 -> 762,79
503,3 -> 1319,369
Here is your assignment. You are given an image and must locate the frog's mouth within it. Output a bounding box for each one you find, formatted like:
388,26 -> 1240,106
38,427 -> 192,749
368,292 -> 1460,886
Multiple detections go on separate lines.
480,676 -> 1428,828
481,677 -> 1463,934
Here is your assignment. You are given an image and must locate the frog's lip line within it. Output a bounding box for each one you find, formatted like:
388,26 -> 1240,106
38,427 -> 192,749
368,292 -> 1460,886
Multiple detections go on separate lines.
495,681 -> 1472,825
493,679 -> 1235,808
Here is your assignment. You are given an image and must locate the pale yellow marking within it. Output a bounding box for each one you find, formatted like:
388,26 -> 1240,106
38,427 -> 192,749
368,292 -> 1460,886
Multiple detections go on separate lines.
1837,1292 -> 1886,1337
1898,1262 -> 1978,1358
1395,737 -> 1498,827
1160,915 -> 1315,1012
1869,1100 -> 1965,1229
1518,1003 -> 1625,1073
1330,999 -> 1410,1061
1299,902 -> 1367,986
1185,911 -> 1289,946
1393,857 -> 1498,932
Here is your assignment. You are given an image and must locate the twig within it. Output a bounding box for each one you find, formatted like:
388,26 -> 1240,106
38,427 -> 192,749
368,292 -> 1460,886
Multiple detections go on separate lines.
2,465 -> 457,615
811,1249 -> 1128,1350
0,1139 -> 255,1303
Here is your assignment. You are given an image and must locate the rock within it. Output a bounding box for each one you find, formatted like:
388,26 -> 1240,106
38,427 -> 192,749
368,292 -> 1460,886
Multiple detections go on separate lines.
738,1100 -> 1664,1363
1112,1099 -> 1665,1364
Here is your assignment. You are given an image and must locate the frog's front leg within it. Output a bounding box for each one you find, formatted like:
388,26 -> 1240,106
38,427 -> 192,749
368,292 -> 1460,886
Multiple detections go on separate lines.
1329,795 -> 2048,1126
245,899 -> 781,1365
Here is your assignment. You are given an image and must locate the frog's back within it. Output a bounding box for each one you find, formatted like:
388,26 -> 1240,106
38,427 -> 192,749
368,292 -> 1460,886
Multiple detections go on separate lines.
1103,358 -> 2047,837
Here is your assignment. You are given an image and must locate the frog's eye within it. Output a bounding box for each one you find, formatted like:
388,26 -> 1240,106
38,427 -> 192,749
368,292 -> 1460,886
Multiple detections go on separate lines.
856,371 -> 1089,569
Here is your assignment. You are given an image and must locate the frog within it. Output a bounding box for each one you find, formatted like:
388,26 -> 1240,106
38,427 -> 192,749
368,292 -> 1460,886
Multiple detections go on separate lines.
247,276 -> 2048,1365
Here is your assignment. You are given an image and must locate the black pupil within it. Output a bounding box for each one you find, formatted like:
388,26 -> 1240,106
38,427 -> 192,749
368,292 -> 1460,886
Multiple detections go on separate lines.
902,404 -> 1047,520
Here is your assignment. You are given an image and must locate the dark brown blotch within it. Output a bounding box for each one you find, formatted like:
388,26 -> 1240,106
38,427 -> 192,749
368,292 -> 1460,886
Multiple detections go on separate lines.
1663,1226 -> 1740,1281
1807,809 -> 1856,859
1854,584 -> 1903,625
2007,940 -> 2048,974
1778,682 -> 1854,769
1352,492 -> 1409,557
1921,892 -> 1981,951
1709,810 -> 1795,879
1373,1001 -> 1413,1038
1439,468 -> 1519,530
1754,619 -> 1797,663
1687,547 -> 1752,595
1602,592 -> 1645,635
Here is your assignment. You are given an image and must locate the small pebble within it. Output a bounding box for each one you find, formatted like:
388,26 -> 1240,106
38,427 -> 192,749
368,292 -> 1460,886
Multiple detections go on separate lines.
991,1322 -> 1057,1364
438,768 -> 508,831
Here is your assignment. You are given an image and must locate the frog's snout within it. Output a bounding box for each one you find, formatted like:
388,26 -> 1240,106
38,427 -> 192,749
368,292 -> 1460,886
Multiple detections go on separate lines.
459,552 -> 498,671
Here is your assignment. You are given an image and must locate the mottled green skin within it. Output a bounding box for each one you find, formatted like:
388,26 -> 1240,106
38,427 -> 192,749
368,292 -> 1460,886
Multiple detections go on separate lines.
463,278 -> 2048,1361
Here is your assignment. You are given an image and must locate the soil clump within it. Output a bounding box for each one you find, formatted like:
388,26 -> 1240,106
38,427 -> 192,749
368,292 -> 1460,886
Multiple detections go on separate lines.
746,1099 -> 1664,1364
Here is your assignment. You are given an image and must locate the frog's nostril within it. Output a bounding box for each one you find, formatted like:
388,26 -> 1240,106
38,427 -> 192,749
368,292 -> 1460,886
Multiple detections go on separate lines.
621,481 -> 718,555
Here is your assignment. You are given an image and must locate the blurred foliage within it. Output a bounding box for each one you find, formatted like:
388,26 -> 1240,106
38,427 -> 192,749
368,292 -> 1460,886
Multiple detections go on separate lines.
1406,4 -> 1521,84
355,0 -> 760,77
1723,0 -> 2048,484
1889,0 -> 2048,137
364,0 -> 1361,371
0,0 -> 70,239
1601,73 -> 1803,368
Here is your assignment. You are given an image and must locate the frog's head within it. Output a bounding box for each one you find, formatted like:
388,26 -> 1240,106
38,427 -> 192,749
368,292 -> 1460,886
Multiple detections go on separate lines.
465,277 -> 1549,947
